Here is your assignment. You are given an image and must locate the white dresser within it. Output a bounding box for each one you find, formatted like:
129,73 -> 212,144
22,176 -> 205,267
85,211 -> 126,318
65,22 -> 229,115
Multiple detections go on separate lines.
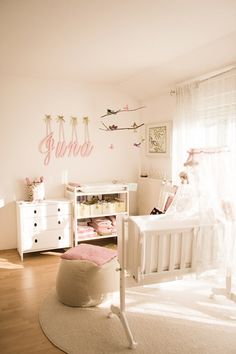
16,199 -> 72,260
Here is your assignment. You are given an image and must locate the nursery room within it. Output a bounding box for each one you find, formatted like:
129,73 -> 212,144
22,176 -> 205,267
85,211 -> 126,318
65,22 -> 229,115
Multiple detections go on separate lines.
1,0 -> 236,353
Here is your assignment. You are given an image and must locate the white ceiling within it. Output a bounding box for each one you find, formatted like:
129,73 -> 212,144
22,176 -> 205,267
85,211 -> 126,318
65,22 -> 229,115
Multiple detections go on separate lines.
1,0 -> 236,100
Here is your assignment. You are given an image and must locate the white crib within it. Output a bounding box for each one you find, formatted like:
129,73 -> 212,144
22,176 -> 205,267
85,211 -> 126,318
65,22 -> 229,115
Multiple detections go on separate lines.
109,214 -> 222,348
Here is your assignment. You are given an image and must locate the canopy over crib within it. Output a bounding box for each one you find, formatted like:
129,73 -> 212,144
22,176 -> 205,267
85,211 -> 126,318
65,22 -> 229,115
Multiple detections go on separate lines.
167,146 -> 236,277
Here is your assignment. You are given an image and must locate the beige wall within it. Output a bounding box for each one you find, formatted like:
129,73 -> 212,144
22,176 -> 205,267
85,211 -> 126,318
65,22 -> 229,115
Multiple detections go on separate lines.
140,92 -> 175,181
0,75 -> 141,250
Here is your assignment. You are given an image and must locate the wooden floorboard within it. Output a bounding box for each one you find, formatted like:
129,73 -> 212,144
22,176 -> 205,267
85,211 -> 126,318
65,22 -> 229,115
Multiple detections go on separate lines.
0,249 -> 64,353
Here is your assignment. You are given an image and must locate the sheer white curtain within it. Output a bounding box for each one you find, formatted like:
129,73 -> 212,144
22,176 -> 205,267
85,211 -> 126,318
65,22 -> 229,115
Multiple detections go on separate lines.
172,82 -> 200,184
198,68 -> 236,150
172,67 -> 236,183
172,67 -> 236,297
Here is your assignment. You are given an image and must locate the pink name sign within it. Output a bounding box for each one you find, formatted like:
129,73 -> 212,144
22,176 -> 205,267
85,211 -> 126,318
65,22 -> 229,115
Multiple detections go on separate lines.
39,132 -> 94,165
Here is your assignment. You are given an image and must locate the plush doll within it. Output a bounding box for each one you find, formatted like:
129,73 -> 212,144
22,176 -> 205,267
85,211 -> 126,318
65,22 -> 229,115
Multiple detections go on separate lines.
25,176 -> 45,202
179,171 -> 189,184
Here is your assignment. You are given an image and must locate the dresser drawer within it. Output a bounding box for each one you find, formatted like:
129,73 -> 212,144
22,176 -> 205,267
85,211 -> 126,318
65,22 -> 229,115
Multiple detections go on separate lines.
21,215 -> 71,234
20,202 -> 71,218
22,227 -> 71,251
16,199 -> 73,260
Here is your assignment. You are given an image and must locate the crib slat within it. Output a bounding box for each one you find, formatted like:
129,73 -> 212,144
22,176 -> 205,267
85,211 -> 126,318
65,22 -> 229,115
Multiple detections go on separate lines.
157,234 -> 164,272
169,233 -> 176,271
144,235 -> 153,274
180,233 -> 187,269
191,227 -> 198,270
151,234 -> 158,273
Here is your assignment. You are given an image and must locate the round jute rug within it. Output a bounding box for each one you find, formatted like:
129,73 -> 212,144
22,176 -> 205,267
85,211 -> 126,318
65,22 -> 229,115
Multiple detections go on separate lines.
39,279 -> 236,354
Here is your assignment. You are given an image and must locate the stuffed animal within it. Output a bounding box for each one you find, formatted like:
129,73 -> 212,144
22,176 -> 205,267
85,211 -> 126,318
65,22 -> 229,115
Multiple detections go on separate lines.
25,176 -> 45,202
179,171 -> 189,184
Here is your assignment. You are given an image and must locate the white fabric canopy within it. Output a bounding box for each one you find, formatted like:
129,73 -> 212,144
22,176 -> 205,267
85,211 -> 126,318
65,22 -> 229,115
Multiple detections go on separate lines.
171,67 -> 236,297
170,147 -> 236,280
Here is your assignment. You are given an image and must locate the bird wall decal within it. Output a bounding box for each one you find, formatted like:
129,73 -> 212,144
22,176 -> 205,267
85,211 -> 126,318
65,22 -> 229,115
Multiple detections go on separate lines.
100,105 -> 146,118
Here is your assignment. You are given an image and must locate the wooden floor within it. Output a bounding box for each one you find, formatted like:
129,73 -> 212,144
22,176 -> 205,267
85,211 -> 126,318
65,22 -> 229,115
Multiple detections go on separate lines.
0,249 -> 65,353
0,240 -> 117,353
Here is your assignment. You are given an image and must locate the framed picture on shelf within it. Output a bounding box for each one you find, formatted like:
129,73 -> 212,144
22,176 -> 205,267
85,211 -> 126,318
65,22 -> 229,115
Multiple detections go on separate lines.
146,121 -> 172,157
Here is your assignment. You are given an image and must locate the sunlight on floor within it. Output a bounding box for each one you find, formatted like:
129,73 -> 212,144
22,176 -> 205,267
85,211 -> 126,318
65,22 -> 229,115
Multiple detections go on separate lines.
0,257 -> 24,269
100,278 -> 236,328
40,251 -> 64,256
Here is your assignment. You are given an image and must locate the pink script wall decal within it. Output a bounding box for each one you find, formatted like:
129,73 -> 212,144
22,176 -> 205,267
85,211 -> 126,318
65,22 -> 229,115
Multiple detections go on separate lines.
39,132 -> 94,165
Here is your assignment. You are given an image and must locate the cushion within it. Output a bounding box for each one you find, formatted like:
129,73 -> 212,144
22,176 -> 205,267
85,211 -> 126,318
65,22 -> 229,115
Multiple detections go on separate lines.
61,243 -> 117,266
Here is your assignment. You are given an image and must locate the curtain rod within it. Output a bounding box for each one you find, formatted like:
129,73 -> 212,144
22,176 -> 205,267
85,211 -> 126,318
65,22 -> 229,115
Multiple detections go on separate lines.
169,64 -> 236,96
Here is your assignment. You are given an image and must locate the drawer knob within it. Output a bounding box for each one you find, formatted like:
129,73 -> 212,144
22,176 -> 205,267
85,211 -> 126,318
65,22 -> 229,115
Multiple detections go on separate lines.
34,223 -> 37,227
34,239 -> 38,243
58,220 -> 61,224
34,210 -> 37,214
58,208 -> 61,212
58,236 -> 61,240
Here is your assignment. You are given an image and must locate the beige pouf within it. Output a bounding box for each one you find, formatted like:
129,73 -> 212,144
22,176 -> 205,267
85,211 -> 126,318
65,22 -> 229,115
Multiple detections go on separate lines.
56,244 -> 119,307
